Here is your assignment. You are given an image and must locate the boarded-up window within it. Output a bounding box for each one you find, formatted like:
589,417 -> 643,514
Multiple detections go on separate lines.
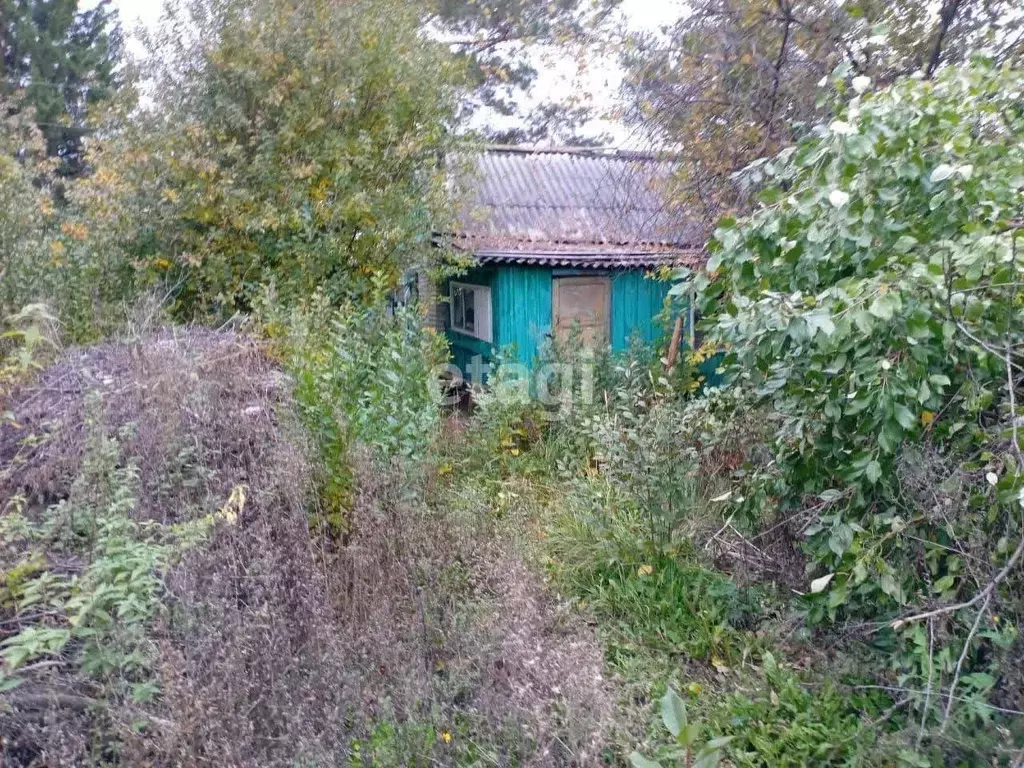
552,276 -> 610,346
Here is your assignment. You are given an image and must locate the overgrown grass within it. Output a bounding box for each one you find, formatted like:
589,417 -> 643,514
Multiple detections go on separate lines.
438,347 -> 944,767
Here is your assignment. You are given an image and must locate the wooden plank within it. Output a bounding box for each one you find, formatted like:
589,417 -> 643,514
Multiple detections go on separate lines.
552,276 -> 611,346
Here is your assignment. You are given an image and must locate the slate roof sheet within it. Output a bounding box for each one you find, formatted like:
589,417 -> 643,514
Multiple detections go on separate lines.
449,147 -> 705,267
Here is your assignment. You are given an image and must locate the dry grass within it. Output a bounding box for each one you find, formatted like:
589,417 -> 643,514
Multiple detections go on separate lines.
0,328 -> 617,767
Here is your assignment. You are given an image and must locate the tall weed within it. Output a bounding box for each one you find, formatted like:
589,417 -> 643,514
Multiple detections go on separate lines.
261,291 -> 447,517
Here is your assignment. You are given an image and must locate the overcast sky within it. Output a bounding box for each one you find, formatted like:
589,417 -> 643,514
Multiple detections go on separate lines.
92,0 -> 685,146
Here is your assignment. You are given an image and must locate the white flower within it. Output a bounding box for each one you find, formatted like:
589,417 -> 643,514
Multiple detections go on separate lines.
852,75 -> 871,93
829,189 -> 850,207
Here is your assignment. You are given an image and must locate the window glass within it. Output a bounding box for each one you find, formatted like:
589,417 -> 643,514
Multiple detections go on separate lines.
453,286 -> 464,328
464,287 -> 476,333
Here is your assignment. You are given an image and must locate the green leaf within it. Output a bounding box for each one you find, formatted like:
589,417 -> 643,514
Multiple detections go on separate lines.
661,687 -> 687,740
0,676 -> 24,693
828,524 -> 854,557
854,310 -> 874,334
894,235 -> 917,253
894,404 -> 916,430
930,164 -> 955,182
810,573 -> 834,593
805,309 -> 836,337
629,752 -> 663,768
868,293 -> 897,320
879,572 -> 905,603
693,748 -> 724,768
705,737 -> 735,750
898,749 -> 932,767
681,722 -> 701,748
866,460 -> 883,484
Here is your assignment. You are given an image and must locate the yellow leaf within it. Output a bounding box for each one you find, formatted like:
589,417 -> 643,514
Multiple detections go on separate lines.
921,411 -> 935,426
637,564 -> 653,577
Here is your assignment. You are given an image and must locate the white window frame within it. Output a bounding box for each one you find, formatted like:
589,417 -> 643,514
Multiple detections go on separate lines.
449,282 -> 493,343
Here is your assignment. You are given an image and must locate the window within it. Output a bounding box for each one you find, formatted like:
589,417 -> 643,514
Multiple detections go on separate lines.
450,282 -> 492,342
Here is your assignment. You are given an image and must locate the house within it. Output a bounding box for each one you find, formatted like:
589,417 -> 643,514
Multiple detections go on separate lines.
436,146 -> 705,376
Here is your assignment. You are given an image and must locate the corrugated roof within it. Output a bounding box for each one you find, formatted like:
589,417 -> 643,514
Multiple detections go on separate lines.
449,147 -> 705,267
453,238 -> 705,269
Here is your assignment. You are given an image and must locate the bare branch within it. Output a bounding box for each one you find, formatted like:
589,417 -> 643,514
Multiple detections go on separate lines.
941,591 -> 991,730
925,0 -> 965,78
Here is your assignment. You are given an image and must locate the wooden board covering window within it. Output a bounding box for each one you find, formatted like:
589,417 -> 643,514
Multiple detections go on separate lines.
552,276 -> 611,346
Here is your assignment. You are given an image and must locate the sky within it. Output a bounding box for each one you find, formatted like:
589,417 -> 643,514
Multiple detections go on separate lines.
91,0 -> 685,146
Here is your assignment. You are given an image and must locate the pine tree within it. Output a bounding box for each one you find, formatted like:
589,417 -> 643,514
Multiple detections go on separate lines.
1,0 -> 122,176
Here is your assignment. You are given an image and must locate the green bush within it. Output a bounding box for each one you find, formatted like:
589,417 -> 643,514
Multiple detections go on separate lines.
91,0 -> 463,319
706,653 -> 871,767
263,292 -> 448,517
678,60 -> 1024,753
0,396 -> 217,707
543,475 -> 764,668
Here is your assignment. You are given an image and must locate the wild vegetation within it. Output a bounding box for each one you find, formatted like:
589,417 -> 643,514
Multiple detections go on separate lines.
1,0 -> 1023,766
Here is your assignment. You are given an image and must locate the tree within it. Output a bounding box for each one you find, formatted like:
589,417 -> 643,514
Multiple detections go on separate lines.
681,61 -> 1024,742
0,0 -> 122,176
0,98 -> 51,313
86,0 -> 464,318
427,0 -> 620,143
624,0 -> 1024,224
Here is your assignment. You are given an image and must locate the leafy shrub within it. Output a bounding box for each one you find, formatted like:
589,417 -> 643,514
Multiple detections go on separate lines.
544,476 -> 764,668
705,653 -> 871,767
263,292 -> 448,516
90,0 -> 464,319
0,99 -> 141,344
680,60 -> 1024,749
630,687 -> 733,768
0,396 -> 230,759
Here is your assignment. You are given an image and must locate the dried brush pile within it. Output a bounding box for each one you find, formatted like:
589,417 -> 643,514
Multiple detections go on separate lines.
0,329 -> 615,767
0,329 -> 362,764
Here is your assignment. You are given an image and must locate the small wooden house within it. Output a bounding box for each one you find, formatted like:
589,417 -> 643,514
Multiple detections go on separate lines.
438,147 -> 705,373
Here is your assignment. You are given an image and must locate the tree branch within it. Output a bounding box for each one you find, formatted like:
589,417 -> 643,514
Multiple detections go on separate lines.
889,530 -> 1024,630
925,0 -> 964,79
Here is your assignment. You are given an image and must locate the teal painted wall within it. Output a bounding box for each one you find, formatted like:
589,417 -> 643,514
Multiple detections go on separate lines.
446,266 -> 498,377
445,265 -> 677,372
609,271 -> 672,351
493,265 -> 552,366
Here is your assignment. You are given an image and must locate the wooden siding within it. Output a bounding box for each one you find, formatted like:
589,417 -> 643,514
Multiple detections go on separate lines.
445,265 -> 677,372
610,271 -> 672,351
446,266 -> 498,376
493,265 -> 553,366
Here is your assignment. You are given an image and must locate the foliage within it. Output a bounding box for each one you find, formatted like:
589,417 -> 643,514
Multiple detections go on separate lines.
0,98 -> 140,342
429,0 -> 618,143
583,353 -> 711,543
262,292 -> 448,518
0,398 -> 218,707
0,0 -> 123,176
0,303 -> 59,404
624,0 -> 1024,224
703,653 -> 872,767
0,104 -> 52,312
629,687 -> 732,768
89,0 -> 463,319
679,61 -> 1024,748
